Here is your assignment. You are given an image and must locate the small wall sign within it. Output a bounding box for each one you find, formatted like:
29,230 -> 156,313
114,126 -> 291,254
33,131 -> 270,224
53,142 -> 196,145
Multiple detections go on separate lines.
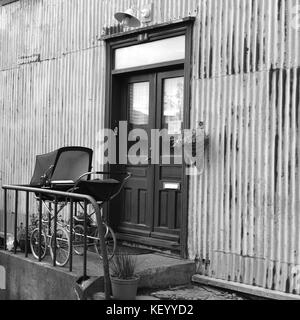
163,182 -> 181,190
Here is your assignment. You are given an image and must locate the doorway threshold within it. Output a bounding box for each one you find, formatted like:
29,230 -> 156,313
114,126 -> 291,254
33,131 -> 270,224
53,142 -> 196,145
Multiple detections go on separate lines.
116,233 -> 181,257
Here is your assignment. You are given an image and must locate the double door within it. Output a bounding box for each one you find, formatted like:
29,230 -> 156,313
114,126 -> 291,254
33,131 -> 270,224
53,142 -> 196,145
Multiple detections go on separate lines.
112,69 -> 184,249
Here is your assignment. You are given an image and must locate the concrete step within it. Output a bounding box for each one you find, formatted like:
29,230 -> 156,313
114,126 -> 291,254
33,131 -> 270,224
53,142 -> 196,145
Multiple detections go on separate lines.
0,249 -> 195,300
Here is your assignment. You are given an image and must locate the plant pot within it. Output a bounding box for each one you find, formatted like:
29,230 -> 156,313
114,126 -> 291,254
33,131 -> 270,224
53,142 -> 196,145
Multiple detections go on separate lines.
110,276 -> 140,300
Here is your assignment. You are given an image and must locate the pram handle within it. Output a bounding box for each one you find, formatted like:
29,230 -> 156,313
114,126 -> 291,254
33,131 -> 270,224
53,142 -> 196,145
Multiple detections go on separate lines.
70,171 -> 132,201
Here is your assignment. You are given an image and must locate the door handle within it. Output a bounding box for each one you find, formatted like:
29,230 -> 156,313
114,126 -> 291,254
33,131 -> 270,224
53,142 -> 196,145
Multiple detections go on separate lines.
113,126 -> 118,136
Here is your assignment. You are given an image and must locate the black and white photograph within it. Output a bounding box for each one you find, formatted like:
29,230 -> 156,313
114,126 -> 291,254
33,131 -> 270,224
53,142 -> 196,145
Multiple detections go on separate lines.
0,0 -> 300,308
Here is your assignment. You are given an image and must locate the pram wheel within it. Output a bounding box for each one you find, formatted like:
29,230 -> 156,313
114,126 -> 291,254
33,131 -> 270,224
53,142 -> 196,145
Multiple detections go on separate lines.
30,228 -> 47,260
94,225 -> 116,261
73,224 -> 85,256
50,227 -> 70,267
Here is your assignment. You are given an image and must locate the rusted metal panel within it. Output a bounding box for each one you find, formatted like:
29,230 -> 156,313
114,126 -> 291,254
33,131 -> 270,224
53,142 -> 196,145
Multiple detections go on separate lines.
185,0 -> 300,296
189,64 -> 300,294
0,0 -> 300,296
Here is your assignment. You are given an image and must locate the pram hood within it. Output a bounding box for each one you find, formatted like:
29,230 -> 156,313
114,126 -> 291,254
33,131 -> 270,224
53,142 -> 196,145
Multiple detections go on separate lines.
30,146 -> 93,187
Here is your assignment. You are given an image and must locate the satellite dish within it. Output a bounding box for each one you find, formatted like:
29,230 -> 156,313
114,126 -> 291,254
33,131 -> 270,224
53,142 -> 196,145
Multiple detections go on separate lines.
114,8 -> 141,28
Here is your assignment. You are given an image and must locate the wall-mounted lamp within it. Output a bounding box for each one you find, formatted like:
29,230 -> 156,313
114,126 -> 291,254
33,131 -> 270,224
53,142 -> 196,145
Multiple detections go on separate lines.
114,8 -> 141,28
114,4 -> 153,28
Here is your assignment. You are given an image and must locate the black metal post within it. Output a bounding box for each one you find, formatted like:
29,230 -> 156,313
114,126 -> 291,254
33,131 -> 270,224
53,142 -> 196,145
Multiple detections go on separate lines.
53,197 -> 57,267
14,190 -> 18,254
69,199 -> 73,272
48,202 -> 51,236
38,195 -> 42,261
25,192 -> 29,257
83,200 -> 87,279
4,189 -> 7,250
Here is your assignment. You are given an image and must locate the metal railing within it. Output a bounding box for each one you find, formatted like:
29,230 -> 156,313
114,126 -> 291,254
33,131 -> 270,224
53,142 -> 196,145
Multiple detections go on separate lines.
1,184 -> 111,300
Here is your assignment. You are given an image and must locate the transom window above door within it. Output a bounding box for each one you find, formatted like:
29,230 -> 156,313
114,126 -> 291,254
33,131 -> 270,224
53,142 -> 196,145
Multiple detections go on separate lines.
114,35 -> 185,70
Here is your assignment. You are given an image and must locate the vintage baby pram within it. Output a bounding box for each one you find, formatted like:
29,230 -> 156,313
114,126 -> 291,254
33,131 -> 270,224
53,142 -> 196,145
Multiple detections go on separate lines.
29,146 -> 130,267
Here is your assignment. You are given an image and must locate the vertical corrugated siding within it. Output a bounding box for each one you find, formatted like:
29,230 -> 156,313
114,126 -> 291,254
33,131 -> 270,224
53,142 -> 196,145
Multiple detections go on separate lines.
0,0 -> 107,230
188,0 -> 300,295
0,0 -> 300,295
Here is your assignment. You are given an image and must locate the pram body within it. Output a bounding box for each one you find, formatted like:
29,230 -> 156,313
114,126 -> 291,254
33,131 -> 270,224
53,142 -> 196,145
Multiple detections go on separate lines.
30,146 -> 122,200
28,146 -> 130,266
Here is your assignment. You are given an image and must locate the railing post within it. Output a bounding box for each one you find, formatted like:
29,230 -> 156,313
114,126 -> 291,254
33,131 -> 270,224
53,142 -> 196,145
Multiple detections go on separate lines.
4,189 -> 7,250
25,192 -> 29,257
48,202 -> 51,235
38,194 -> 42,261
69,199 -> 73,272
53,197 -> 57,267
14,190 -> 18,254
74,203 -> 77,217
92,200 -> 111,300
83,200 -> 87,279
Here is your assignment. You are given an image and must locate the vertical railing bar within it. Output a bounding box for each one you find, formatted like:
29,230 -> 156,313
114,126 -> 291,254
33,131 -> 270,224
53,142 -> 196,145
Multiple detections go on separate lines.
4,189 -> 7,250
48,202 -> 51,235
14,190 -> 18,254
74,202 -> 77,217
93,200 -> 111,299
83,200 -> 87,279
69,198 -> 73,272
38,194 -> 42,261
53,197 -> 57,267
25,191 -> 29,257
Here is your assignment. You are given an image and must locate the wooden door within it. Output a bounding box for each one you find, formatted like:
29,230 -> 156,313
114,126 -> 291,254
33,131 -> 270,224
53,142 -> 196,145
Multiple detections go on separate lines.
117,73 -> 155,237
152,70 -> 184,244
113,69 -> 184,250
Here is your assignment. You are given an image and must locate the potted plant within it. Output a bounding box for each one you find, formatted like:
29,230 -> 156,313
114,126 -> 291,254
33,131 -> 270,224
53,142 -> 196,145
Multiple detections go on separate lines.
110,252 -> 139,300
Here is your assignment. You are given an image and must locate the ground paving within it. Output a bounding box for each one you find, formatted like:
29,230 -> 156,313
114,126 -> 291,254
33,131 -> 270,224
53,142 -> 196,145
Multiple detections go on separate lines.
148,284 -> 247,300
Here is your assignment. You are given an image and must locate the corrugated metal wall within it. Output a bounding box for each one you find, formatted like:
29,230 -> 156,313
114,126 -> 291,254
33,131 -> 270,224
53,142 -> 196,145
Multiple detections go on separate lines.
0,0 -> 300,295
188,0 -> 300,295
0,0 -> 107,229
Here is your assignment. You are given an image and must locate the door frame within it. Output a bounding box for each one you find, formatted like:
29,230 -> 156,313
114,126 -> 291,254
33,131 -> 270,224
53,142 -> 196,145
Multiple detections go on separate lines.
102,18 -> 194,258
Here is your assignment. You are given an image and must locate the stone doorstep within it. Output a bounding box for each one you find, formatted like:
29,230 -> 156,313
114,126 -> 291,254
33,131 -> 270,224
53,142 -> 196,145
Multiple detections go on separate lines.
1,250 -> 195,300
69,252 -> 196,297
75,258 -> 196,300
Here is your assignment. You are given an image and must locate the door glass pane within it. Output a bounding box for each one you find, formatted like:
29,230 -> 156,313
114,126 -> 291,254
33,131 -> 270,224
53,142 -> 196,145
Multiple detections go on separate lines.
129,82 -> 149,125
162,76 -> 184,163
163,77 -> 184,132
115,36 -> 185,70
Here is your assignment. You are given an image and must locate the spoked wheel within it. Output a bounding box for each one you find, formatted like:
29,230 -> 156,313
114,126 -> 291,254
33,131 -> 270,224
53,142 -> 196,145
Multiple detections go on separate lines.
73,224 -> 85,256
30,228 -> 47,260
50,227 -> 70,267
94,224 -> 116,261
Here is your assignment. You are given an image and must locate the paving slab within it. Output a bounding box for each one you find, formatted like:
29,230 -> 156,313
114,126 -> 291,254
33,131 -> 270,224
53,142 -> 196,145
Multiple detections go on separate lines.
151,285 -> 246,300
